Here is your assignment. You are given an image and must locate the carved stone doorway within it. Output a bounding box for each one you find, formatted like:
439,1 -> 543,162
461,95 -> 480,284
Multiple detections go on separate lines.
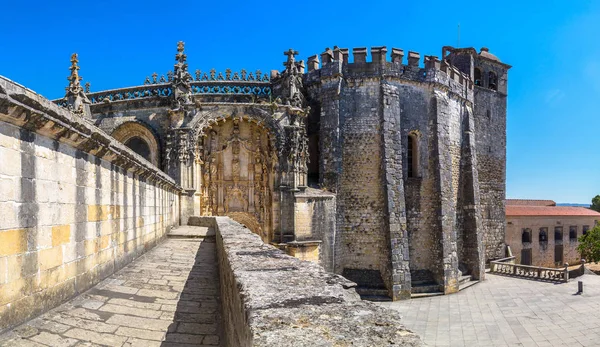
199,117 -> 276,242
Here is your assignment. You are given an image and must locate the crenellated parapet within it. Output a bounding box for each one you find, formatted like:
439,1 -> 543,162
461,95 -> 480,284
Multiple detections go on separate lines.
303,45 -> 475,101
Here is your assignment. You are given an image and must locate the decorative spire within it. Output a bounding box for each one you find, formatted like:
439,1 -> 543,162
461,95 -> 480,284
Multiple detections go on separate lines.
63,53 -> 90,116
65,53 -> 83,95
172,41 -> 193,109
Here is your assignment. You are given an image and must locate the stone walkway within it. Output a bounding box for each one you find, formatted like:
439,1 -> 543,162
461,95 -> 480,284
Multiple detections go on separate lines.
0,231 -> 221,347
379,273 -> 600,347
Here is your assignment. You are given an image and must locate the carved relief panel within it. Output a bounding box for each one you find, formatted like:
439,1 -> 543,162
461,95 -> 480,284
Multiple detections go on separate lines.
199,118 -> 275,242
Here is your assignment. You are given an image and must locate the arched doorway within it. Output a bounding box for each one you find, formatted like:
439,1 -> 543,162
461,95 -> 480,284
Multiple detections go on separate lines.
198,117 -> 277,242
112,122 -> 160,167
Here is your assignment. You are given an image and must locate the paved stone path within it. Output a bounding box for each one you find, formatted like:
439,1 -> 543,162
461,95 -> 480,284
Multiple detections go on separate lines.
379,273 -> 600,347
0,232 -> 221,347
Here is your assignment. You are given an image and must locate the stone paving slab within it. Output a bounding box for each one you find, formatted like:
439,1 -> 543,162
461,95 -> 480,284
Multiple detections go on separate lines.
0,236 -> 221,347
168,226 -> 214,239
379,273 -> 600,347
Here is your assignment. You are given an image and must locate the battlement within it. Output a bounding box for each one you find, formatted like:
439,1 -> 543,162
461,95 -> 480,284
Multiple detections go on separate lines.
305,46 -> 473,90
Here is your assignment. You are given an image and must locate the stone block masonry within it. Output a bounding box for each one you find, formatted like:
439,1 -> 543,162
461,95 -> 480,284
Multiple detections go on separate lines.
0,76 -> 181,332
204,216 -> 422,346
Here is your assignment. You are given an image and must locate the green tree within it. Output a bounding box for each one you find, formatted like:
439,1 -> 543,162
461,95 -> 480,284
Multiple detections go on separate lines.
578,224 -> 600,263
591,195 -> 600,212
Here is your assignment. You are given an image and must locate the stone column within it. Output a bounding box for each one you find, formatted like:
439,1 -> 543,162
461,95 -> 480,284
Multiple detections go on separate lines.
380,83 -> 411,300
165,127 -> 197,224
318,59 -> 343,192
433,91 -> 460,294
460,106 -> 485,280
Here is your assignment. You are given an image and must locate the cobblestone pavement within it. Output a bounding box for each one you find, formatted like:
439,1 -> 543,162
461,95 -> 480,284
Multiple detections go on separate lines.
379,273 -> 600,347
0,236 -> 221,347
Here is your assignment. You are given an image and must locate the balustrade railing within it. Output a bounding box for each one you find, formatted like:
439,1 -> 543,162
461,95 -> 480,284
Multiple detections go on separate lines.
55,79 -> 272,106
85,84 -> 172,104
490,256 -> 569,283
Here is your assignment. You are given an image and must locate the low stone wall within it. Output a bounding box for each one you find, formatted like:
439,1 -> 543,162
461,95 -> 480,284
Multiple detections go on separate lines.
0,76 -> 182,331
204,216 -> 422,346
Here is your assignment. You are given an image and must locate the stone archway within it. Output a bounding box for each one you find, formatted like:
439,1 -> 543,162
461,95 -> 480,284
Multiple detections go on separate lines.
198,117 -> 277,242
112,122 -> 160,167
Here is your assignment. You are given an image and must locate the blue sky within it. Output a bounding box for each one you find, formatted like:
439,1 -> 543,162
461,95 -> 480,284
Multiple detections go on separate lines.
1,0 -> 598,203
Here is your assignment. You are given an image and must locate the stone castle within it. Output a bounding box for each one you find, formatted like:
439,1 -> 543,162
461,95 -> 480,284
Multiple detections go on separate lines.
54,42 -> 509,300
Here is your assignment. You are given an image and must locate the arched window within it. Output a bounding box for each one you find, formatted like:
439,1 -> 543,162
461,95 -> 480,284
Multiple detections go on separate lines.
407,134 -> 419,178
474,68 -> 482,86
539,228 -> 548,242
124,137 -> 151,162
522,228 -> 532,243
111,122 -> 160,167
488,71 -> 498,91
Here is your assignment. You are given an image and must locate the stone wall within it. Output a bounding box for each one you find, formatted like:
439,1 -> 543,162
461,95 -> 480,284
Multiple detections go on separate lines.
291,188 -> 337,271
0,76 -> 181,332
208,216 -> 422,346
506,216 -> 589,267
474,66 -> 508,262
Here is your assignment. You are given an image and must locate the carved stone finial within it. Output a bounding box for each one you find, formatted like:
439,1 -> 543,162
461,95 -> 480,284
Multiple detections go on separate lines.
62,53 -> 90,116
152,72 -> 158,84
172,41 -> 194,111
284,48 -> 299,68
272,49 -> 307,109
84,82 -> 90,93
66,53 -> 83,95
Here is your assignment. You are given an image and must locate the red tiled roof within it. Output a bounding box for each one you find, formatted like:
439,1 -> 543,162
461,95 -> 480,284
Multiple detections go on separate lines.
506,199 -> 556,206
506,206 -> 600,217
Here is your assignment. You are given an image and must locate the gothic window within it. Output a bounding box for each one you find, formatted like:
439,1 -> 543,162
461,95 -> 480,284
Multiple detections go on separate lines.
124,137 -> 151,162
522,228 -> 532,243
407,134 -> 419,178
554,226 -> 563,242
488,71 -> 498,91
539,228 -> 548,243
569,226 -> 577,241
474,68 -> 482,86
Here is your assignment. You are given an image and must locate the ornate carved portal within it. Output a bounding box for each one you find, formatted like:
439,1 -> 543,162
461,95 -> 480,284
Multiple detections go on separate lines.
199,118 -> 276,242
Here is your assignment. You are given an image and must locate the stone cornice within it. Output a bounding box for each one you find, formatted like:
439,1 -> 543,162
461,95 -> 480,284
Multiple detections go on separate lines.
0,75 -> 182,192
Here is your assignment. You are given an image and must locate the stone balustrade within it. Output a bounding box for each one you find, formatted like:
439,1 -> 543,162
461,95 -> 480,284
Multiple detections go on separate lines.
490,256 -> 569,282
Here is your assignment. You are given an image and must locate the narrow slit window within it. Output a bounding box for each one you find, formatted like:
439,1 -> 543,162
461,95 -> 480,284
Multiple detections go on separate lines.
407,135 -> 418,178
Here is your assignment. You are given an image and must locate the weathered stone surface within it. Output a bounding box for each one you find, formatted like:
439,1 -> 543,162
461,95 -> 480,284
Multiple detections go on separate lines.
210,216 -> 422,346
0,76 -> 182,332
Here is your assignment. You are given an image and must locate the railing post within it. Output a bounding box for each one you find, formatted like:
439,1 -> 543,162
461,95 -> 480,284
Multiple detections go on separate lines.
537,268 -> 541,279
513,264 -> 517,275
564,263 -> 569,282
581,258 -> 586,277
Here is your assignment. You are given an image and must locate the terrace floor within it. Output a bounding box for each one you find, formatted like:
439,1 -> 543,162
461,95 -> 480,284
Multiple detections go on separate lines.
0,227 -> 221,347
379,273 -> 600,347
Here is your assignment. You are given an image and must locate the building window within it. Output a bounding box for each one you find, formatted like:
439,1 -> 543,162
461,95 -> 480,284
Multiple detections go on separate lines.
124,137 -> 151,162
522,228 -> 532,243
474,68 -> 482,86
407,134 -> 418,178
569,226 -> 577,241
583,225 -> 590,235
554,226 -> 563,243
488,71 -> 498,91
539,228 -> 548,242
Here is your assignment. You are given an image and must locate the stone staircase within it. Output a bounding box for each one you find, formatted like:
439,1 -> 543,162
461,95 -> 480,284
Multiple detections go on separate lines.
410,270 -> 479,298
